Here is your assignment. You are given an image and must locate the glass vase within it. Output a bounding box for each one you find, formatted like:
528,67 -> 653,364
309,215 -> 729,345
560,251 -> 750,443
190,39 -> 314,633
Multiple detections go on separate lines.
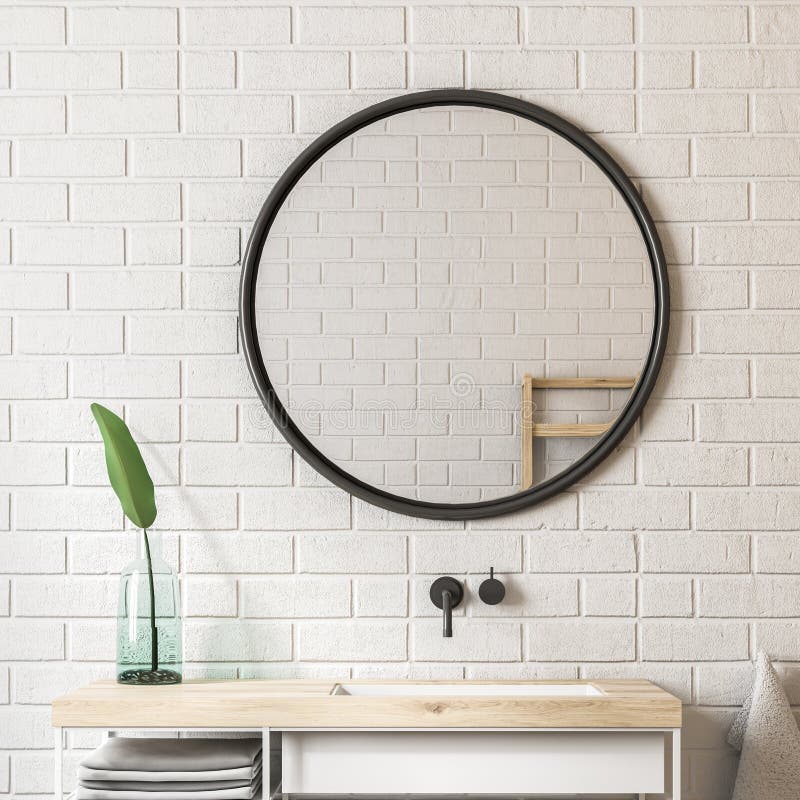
117,530 -> 182,685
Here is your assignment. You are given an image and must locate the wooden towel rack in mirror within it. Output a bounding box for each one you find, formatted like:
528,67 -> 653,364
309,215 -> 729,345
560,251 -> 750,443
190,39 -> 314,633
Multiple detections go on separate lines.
520,374 -> 639,491
240,89 -> 669,521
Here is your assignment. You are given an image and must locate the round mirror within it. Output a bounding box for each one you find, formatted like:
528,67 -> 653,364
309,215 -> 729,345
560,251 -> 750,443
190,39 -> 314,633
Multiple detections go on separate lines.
240,90 -> 668,520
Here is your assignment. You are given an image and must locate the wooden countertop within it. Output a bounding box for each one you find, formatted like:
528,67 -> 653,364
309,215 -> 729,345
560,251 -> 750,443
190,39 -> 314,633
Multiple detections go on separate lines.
52,679 -> 682,729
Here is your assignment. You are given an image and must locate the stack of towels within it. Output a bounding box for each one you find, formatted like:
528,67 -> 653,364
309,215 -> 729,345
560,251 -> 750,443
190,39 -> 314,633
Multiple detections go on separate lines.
77,738 -> 263,800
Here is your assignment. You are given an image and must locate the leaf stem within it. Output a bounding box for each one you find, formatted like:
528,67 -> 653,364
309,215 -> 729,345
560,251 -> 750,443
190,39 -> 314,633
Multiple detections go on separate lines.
142,528 -> 158,672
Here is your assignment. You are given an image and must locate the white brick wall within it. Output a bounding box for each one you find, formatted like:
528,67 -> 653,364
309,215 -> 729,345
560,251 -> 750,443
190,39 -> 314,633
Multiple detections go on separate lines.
1,2 -> 799,798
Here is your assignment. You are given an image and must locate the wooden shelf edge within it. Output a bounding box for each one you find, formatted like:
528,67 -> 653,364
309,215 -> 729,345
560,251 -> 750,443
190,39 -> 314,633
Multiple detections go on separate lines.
531,422 -> 612,438
525,376 -> 639,390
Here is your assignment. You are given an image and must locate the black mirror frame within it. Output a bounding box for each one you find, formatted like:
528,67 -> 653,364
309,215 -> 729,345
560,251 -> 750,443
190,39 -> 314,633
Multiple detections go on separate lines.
239,89 -> 669,521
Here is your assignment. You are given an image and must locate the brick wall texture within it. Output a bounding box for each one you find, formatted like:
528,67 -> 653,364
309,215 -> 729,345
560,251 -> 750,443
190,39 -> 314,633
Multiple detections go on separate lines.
0,2 -> 798,798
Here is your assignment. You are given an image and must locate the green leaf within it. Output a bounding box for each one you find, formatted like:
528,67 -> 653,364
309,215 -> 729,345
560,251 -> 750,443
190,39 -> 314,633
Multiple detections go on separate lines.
90,403 -> 157,529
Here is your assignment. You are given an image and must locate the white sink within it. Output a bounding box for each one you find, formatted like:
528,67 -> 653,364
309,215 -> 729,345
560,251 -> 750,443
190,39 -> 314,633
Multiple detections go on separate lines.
333,682 -> 602,697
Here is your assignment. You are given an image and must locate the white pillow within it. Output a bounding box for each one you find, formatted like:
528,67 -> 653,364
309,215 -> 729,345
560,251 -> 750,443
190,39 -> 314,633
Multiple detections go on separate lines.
728,651 -> 800,800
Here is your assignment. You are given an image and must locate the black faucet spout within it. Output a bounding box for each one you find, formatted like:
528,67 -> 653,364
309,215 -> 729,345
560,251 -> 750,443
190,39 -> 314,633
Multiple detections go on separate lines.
430,577 -> 464,638
442,589 -> 453,637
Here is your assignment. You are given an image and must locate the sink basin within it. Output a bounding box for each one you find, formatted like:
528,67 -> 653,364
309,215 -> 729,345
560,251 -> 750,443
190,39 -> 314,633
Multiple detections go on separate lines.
333,682 -> 602,697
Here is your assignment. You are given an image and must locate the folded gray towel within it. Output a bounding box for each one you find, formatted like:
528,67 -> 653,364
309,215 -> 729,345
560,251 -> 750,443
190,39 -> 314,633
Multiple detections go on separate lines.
78,766 -> 259,783
728,651 -> 800,800
80,779 -> 253,792
80,739 -> 262,774
75,777 -> 261,800
80,763 -> 262,791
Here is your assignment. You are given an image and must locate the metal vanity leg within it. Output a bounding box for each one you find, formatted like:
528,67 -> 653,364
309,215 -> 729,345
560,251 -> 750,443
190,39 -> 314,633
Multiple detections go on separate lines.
672,728 -> 681,800
54,727 -> 63,800
262,727 -> 270,800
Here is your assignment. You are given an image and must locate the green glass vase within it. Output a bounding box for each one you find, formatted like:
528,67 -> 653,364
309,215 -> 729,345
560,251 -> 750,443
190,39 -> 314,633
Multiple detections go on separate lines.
117,530 -> 182,685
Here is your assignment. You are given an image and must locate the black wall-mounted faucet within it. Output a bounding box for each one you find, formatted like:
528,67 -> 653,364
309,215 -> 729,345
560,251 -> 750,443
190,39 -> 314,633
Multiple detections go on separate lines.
429,576 -> 464,638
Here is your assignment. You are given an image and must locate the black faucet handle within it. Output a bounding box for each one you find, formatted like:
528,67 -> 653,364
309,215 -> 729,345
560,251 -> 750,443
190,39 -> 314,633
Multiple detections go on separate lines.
478,567 -> 505,605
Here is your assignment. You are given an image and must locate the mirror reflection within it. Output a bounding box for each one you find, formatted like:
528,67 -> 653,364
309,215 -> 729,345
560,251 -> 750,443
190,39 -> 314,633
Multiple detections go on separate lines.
254,105 -> 654,503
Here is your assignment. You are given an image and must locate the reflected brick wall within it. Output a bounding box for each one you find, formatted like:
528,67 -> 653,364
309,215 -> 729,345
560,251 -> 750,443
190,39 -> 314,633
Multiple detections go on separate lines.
259,108 -> 652,499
